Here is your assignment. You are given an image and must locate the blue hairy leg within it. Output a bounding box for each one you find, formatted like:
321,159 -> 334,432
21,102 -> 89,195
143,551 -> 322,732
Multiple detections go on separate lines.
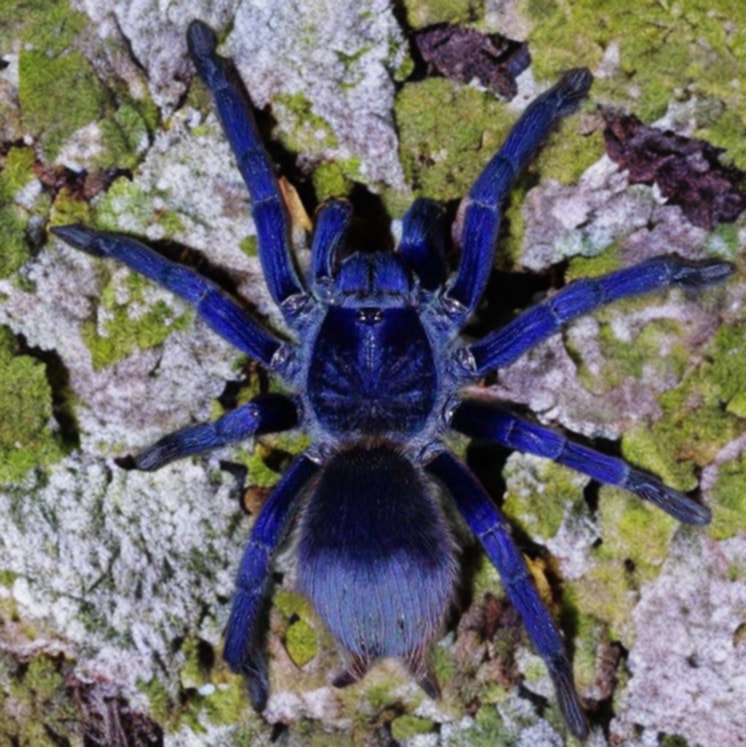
224,454 -> 319,710
298,444 -> 457,692
426,450 -> 587,740
187,20 -> 304,310
398,197 -> 447,290
310,198 -> 352,285
451,400 -> 711,524
49,224 -> 283,368
447,68 -> 593,315
130,393 -> 299,470
466,256 -> 733,374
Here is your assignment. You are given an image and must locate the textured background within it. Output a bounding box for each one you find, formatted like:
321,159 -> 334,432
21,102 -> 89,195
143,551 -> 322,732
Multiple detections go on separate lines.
1,1 -> 746,745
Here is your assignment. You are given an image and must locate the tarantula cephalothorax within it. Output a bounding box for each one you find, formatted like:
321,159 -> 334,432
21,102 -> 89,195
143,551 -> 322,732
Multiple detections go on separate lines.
51,20 -> 733,739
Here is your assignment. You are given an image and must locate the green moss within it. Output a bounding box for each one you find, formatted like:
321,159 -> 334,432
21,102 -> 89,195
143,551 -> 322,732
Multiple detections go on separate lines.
531,115 -> 604,186
565,246 -> 623,282
98,103 -> 152,170
660,735 -> 690,747
403,0 -> 484,28
273,92 -> 338,154
620,321 -> 746,490
396,78 -> 515,202
0,147 -> 38,278
19,49 -> 108,161
390,714 -> 436,741
1,650 -> 80,747
137,675 -> 171,725
80,272 -> 193,370
523,0 -> 746,168
0,327 -> 65,484
311,158 -> 363,201
239,235 -> 258,258
709,454 -> 746,540
502,456 -> 588,542
49,186 -> 92,227
569,487 -> 678,641
5,0 -> 88,56
285,618 -> 318,667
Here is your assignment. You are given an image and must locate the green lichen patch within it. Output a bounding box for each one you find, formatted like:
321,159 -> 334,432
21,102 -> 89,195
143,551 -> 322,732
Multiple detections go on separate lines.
585,318 -> 689,394
569,487 -> 678,641
5,0 -> 88,57
622,321 -> 746,489
390,714 -> 436,741
0,147 -> 37,278
273,92 -> 338,155
522,1 -> 746,168
396,78 -> 514,202
403,0 -> 485,28
98,103 -> 153,170
19,49 -> 108,162
502,454 -> 588,542
0,327 -> 65,484
311,157 -> 363,201
0,651 -> 79,747
709,453 -> 746,541
80,272 -> 193,370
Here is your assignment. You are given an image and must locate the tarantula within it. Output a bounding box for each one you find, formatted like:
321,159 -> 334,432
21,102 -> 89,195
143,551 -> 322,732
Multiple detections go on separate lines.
51,20 -> 732,739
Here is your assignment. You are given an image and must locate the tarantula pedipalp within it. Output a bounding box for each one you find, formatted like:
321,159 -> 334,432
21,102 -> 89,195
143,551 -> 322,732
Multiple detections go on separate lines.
51,20 -> 732,739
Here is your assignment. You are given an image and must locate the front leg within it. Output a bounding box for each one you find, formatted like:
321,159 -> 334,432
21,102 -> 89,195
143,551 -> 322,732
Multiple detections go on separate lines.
187,21 -> 305,313
446,68 -> 592,316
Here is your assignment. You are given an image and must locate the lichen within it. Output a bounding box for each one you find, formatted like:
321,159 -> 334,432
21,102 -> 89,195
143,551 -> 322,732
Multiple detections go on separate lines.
568,487 -> 679,642
0,327 -> 65,484
403,0 -> 485,28
709,453 -> 746,541
273,92 -> 339,153
522,0 -> 746,168
0,147 -> 37,278
622,321 -> 746,489
19,49 -> 108,162
502,454 -> 588,542
395,78 -> 515,202
80,271 -> 192,370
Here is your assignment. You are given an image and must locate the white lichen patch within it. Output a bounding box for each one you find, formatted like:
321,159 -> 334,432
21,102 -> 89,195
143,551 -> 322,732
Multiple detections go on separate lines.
0,452 -> 242,698
612,533 -> 746,746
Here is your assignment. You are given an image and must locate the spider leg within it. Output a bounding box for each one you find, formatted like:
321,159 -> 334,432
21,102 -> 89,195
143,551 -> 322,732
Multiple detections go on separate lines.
451,399 -> 711,524
187,20 -> 305,312
447,68 -> 592,316
465,256 -> 733,375
50,225 -> 285,368
426,450 -> 587,740
124,393 -> 299,471
310,198 -> 352,286
224,454 -> 319,710
398,197 -> 447,290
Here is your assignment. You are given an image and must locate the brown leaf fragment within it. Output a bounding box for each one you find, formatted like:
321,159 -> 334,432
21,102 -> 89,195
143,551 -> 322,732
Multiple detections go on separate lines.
603,111 -> 746,229
414,24 -> 530,99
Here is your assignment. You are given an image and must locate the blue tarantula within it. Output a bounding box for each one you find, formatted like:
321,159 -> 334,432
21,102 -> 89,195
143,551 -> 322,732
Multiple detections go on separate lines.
52,21 -> 732,739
